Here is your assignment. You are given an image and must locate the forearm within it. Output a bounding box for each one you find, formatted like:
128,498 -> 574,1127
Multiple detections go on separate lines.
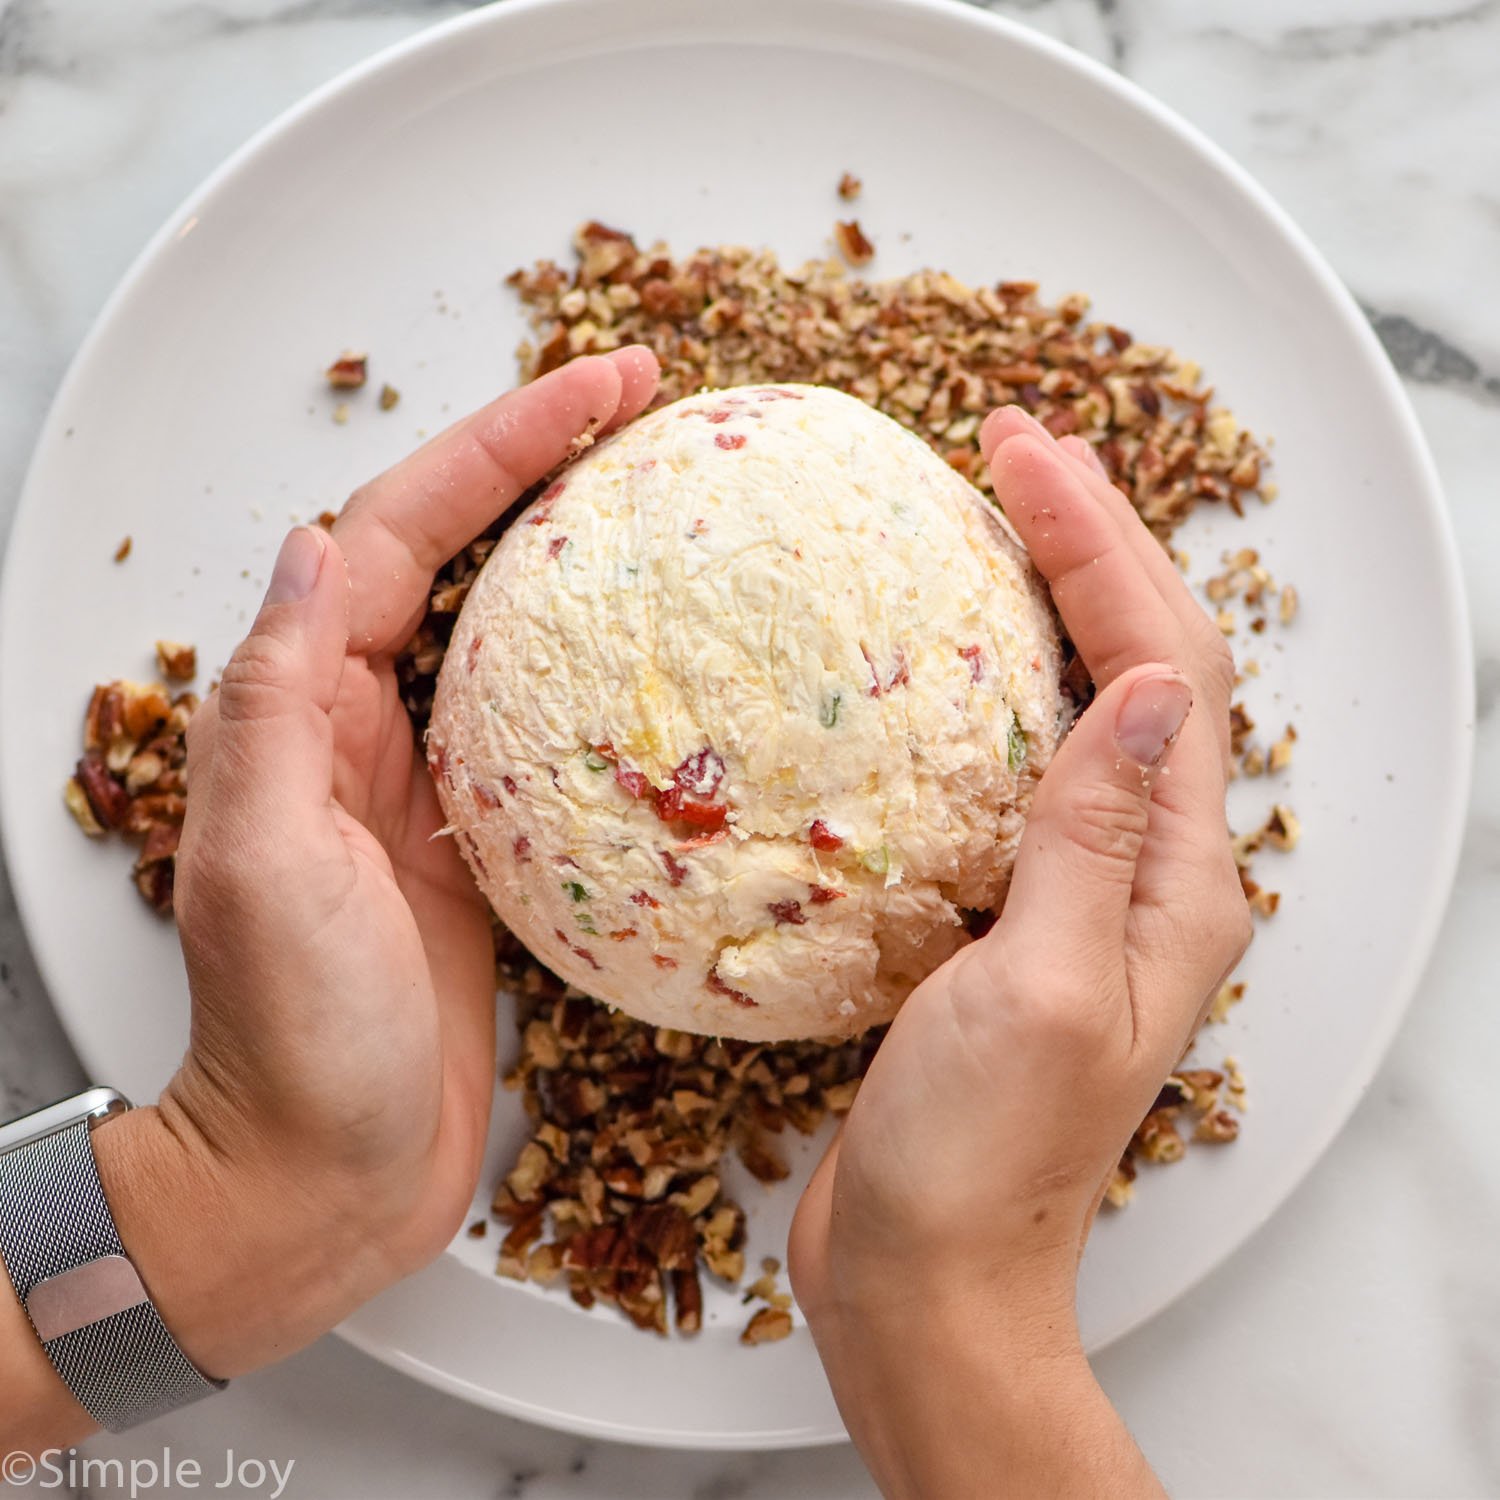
813,1295 -> 1164,1500
0,1102 -> 387,1454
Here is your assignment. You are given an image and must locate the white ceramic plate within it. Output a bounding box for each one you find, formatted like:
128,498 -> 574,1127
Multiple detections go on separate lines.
0,0 -> 1472,1450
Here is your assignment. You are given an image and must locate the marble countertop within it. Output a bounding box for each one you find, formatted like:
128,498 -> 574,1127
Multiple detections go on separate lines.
2,1 -> 1497,1495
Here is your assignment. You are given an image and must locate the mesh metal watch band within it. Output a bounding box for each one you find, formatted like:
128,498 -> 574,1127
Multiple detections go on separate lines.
0,1119 -> 226,1431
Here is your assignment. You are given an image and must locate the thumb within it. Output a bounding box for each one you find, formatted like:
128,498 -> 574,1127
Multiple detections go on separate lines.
999,664 -> 1192,966
196,526 -> 349,845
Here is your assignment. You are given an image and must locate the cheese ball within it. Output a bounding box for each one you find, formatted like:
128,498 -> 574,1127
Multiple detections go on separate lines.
428,383 -> 1063,1041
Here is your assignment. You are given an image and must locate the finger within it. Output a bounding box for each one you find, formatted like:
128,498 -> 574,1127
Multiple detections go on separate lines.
983,407 -> 1202,631
335,347 -> 659,652
190,527 -> 349,852
597,344 -> 659,433
995,664 -> 1192,970
986,432 -> 1192,693
985,408 -> 1235,726
1057,433 -> 1109,480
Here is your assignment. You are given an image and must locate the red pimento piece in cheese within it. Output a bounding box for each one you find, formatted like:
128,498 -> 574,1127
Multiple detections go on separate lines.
707,970 -> 757,1007
675,749 -> 725,796
654,748 -> 728,830
655,787 -> 728,831
529,480 -> 566,525
615,765 -> 651,799
555,928 -> 603,972
768,900 -> 807,925
809,819 -> 844,852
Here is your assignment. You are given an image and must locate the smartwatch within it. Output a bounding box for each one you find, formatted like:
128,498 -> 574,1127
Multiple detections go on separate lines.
0,1088 -> 226,1430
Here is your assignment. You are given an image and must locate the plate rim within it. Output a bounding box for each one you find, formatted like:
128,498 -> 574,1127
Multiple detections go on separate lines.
0,0 -> 1474,1452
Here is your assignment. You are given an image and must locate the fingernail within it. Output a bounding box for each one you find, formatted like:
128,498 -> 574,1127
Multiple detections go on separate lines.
981,404 -> 1051,461
1075,441 -> 1109,479
265,526 -> 326,606
997,405 -> 1051,442
1115,673 -> 1192,767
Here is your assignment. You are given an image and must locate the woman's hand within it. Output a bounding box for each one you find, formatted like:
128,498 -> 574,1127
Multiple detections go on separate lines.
90,349 -> 660,1384
789,408 -> 1250,1498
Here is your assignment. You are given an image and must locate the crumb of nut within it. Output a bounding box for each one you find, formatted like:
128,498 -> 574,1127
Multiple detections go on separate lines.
761,1255 -> 781,1276
63,778 -> 105,836
1241,746 -> 1266,777
1267,725 -> 1297,774
1208,981 -> 1246,1024
332,402 -> 351,425
1264,804 -> 1301,852
325,352 -> 368,389
1195,1109 -> 1240,1143
467,1219 -> 488,1239
1279,583 -> 1299,624
154,641 -> 197,682
378,383 -> 401,411
833,219 -> 874,267
672,1268 -> 704,1333
1104,1161 -> 1136,1208
316,510 -> 338,530
741,1306 -> 793,1345
1228,703 -> 1255,754
1215,607 -> 1236,635
566,421 -> 599,461
1247,887 -> 1280,918
113,536 -> 132,564
1222,1055 -> 1248,1109
836,171 -> 862,201
1167,1068 -> 1224,1113
1135,1110 -> 1185,1163
528,1242 -> 565,1284
823,1077 -> 860,1113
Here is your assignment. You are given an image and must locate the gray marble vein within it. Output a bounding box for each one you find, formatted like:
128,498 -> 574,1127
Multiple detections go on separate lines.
1362,304 -> 1500,403
1235,0 -> 1500,62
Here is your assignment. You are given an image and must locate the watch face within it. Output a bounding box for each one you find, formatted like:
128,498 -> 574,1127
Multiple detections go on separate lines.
0,1088 -> 130,1153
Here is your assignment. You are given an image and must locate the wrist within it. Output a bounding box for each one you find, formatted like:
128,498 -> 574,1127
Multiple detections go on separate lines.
91,1099 -> 393,1379
808,1285 -> 1157,1500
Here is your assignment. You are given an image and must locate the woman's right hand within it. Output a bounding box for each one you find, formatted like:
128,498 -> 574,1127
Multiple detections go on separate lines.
790,407 -> 1250,1499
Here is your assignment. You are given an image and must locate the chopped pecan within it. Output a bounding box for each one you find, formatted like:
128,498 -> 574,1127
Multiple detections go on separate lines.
833,219 -> 875,267
325,351 -> 368,389
741,1306 -> 793,1345
154,641 -> 197,682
